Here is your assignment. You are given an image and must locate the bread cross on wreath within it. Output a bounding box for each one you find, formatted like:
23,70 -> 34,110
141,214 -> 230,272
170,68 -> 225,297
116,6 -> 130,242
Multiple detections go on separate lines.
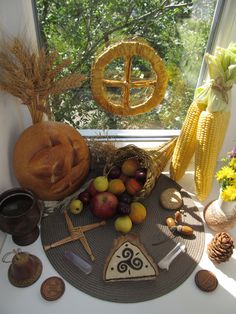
44,211 -> 106,261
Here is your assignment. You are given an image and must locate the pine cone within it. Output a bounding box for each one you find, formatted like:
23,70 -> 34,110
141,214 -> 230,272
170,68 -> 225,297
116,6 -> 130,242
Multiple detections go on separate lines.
208,232 -> 234,263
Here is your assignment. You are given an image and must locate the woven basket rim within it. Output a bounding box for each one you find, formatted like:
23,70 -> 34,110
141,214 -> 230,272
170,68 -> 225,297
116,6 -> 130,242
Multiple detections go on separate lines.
103,144 -> 156,199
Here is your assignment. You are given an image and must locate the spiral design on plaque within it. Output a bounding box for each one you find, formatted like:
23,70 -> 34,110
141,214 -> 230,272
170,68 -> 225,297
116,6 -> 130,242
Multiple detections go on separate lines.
117,248 -> 143,273
122,248 -> 133,259
132,257 -> 143,269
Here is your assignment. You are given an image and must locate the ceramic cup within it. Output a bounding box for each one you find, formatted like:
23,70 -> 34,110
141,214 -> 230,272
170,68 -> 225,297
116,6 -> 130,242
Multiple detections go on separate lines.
0,188 -> 42,245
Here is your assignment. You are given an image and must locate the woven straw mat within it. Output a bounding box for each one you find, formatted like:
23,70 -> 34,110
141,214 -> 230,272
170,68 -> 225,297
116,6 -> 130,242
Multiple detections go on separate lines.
40,174 -> 205,303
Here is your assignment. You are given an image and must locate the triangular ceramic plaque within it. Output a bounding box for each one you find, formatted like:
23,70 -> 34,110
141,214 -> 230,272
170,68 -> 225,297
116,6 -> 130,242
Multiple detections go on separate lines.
103,234 -> 159,282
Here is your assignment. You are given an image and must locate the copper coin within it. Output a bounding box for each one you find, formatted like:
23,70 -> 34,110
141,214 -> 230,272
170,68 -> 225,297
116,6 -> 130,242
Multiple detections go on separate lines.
40,276 -> 65,301
195,270 -> 218,292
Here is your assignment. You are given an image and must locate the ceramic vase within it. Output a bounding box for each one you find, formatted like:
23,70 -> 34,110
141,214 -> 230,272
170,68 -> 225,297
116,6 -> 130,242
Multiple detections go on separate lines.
204,192 -> 236,232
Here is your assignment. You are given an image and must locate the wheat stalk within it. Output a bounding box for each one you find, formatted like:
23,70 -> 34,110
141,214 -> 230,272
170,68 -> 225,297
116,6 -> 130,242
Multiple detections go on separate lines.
0,37 -> 85,124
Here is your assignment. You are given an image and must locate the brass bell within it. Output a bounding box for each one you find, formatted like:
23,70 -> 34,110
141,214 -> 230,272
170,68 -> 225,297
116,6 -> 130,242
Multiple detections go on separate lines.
8,251 -> 42,287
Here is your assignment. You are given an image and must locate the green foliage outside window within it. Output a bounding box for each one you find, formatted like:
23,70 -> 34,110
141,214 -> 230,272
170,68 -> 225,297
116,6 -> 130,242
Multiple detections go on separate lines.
35,0 -> 217,130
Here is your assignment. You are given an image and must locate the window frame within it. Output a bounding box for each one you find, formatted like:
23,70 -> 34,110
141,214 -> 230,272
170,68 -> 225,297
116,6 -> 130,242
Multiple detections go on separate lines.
31,0 -> 226,143
1,0 -> 235,152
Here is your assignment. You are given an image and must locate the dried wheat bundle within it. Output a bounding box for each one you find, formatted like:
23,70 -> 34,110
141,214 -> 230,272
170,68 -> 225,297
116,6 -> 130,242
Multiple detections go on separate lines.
0,37 -> 85,124
87,139 -> 117,171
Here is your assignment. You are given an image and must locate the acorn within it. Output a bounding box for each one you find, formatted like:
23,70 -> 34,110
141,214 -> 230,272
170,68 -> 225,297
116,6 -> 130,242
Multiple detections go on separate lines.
166,217 -> 176,229
174,211 -> 182,224
170,225 -> 193,236
176,225 -> 193,236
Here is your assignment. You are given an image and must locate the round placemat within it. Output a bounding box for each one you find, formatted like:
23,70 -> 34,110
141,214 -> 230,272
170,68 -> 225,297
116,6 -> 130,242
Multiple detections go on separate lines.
40,174 -> 205,303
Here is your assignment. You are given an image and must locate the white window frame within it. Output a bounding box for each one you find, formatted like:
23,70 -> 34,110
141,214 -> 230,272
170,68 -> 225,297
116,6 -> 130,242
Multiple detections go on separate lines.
31,0 -> 230,148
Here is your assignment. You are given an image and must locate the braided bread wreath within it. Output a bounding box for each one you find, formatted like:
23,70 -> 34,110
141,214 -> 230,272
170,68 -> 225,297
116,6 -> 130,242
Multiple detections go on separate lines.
91,40 -> 168,116
13,121 -> 90,201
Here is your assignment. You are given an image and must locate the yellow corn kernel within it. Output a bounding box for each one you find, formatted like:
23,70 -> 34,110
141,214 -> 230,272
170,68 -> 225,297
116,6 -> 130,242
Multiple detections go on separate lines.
195,110 -> 230,201
170,101 -> 203,181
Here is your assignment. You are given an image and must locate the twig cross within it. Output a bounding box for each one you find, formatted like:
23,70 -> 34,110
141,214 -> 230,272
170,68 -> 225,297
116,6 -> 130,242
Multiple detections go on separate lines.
44,211 -> 106,261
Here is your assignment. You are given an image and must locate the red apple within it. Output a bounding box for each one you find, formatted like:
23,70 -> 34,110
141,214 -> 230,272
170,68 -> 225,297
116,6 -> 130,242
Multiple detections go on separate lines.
90,192 -> 118,219
87,180 -> 98,196
78,190 -> 91,205
126,178 -> 143,195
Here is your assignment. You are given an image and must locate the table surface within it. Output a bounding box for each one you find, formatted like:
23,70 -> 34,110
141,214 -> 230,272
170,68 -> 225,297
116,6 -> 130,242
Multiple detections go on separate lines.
1,170 -> 236,314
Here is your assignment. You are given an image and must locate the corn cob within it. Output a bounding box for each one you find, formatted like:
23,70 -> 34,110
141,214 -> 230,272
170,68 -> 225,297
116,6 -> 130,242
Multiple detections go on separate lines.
194,43 -> 236,201
195,110 -> 230,201
170,101 -> 204,181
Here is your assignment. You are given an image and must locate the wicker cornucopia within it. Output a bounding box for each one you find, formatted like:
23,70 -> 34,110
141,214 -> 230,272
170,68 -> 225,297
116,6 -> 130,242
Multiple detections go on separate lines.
103,138 -> 177,199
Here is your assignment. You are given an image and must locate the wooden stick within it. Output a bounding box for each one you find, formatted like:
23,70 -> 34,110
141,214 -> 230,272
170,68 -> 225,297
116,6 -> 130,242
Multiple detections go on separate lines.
77,228 -> 95,261
44,235 -> 82,251
102,79 -> 124,88
64,211 -> 74,234
44,212 -> 106,260
74,220 -> 106,233
131,80 -> 156,87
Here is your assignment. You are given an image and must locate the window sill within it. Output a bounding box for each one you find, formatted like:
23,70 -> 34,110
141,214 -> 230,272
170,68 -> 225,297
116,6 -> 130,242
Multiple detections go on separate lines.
80,129 -> 180,149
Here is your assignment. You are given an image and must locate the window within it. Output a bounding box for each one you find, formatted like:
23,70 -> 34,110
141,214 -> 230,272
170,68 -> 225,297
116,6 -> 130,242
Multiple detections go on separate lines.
34,0 -> 219,132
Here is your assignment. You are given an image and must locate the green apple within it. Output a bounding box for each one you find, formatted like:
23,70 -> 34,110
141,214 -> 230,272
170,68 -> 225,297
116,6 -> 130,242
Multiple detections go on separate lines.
93,176 -> 109,192
69,199 -> 84,214
114,215 -> 132,233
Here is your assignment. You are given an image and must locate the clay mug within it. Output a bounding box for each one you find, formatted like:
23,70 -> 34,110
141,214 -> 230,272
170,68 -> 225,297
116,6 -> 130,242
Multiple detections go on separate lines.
0,188 -> 43,245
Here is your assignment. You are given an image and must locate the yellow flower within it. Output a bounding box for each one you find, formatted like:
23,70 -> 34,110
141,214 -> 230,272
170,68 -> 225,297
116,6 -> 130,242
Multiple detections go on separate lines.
216,166 -> 235,182
221,185 -> 236,201
229,157 -> 236,168
232,174 -> 236,186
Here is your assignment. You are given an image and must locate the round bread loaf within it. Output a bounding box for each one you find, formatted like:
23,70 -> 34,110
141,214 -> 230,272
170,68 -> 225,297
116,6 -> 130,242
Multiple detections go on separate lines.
160,188 -> 183,210
13,121 -> 90,201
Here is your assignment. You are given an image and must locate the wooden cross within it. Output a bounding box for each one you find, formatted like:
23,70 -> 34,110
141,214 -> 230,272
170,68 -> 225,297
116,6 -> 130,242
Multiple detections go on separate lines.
44,211 -> 106,261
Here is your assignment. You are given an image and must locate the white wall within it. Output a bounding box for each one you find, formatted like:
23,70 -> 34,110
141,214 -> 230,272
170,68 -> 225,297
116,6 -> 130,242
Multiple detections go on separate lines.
0,0 -> 37,191
0,0 -> 38,246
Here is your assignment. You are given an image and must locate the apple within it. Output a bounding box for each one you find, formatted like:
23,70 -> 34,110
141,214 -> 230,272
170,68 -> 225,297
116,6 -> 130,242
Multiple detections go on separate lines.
87,180 -> 98,196
121,158 -> 140,176
125,178 -> 143,195
69,199 -> 84,214
93,176 -> 109,192
90,191 -> 118,219
78,190 -> 91,205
